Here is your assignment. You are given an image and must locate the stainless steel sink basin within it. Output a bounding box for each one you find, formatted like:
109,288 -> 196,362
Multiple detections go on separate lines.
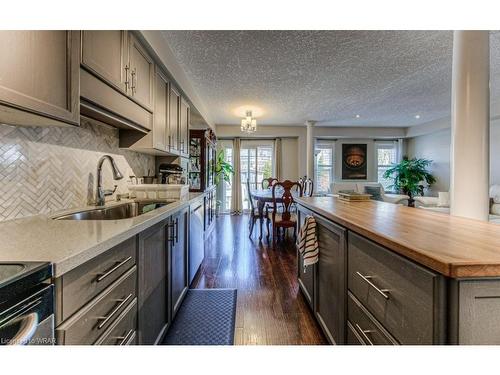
53,201 -> 171,221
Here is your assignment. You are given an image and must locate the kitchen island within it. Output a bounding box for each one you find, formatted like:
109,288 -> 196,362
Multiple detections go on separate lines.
295,196 -> 500,345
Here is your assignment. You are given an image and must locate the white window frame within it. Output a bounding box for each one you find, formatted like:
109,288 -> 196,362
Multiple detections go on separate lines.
314,139 -> 336,194
376,141 -> 397,192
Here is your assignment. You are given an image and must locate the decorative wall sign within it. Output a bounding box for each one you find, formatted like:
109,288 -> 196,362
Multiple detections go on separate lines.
342,143 -> 367,180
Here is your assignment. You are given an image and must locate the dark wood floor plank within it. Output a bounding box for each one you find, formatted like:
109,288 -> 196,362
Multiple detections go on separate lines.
193,214 -> 327,345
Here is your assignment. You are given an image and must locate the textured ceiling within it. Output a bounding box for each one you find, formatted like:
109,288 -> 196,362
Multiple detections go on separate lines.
162,31 -> 500,127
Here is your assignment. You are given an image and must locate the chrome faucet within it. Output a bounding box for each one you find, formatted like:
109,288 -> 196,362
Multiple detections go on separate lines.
95,155 -> 124,206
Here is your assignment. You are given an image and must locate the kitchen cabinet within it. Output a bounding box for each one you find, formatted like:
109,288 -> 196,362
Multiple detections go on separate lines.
80,30 -> 153,131
81,30 -> 128,93
179,97 -> 190,158
314,215 -> 346,344
189,198 -> 205,285
170,207 -> 189,318
0,31 -> 80,127
296,205 -> 346,344
137,221 -> 170,345
168,85 -> 181,155
128,33 -> 154,112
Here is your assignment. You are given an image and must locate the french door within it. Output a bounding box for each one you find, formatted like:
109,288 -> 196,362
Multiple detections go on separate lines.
240,143 -> 273,211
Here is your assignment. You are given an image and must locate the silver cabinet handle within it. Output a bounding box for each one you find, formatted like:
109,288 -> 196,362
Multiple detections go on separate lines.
97,257 -> 132,283
356,271 -> 390,299
97,293 -> 133,329
175,217 -> 179,244
130,68 -> 137,95
124,64 -> 130,92
117,329 -> 136,345
355,323 -> 374,345
167,221 -> 175,243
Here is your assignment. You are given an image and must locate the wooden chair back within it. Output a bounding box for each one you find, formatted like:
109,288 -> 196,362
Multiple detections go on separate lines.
261,177 -> 278,189
246,179 -> 256,212
303,178 -> 314,197
272,180 -> 303,222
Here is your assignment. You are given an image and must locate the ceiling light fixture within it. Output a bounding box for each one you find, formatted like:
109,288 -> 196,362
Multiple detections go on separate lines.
241,110 -> 257,133
415,114 -> 421,119
355,114 -> 360,118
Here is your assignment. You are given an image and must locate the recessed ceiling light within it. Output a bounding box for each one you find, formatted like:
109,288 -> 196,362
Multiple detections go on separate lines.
355,114 -> 360,118
415,114 -> 421,119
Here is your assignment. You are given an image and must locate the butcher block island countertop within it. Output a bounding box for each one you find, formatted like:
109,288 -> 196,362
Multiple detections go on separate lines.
295,196 -> 500,278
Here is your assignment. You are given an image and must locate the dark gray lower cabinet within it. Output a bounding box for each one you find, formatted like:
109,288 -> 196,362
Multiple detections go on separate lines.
314,215 -> 346,344
137,221 -> 170,345
170,207 -> 189,318
297,207 -> 316,310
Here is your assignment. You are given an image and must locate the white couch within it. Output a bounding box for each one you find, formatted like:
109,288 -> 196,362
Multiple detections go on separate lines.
329,182 -> 409,204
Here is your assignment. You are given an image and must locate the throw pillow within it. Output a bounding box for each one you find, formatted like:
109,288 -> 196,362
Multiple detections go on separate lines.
491,203 -> 500,216
437,192 -> 450,207
364,186 -> 383,201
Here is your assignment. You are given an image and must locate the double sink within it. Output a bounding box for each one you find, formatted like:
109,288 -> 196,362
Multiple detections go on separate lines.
53,200 -> 171,221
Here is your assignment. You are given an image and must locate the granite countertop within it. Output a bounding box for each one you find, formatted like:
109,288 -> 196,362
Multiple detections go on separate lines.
0,193 -> 204,277
296,196 -> 500,278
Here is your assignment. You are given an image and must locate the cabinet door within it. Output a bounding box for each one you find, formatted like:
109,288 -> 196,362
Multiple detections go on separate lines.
168,85 -> 181,154
153,69 -> 169,151
0,31 -> 80,126
137,222 -> 169,345
315,214 -> 346,344
170,208 -> 189,318
179,98 -> 190,157
81,30 -> 128,94
129,33 -> 154,112
297,208 -> 316,310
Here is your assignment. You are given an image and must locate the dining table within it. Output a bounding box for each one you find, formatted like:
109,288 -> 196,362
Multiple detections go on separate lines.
250,188 -> 299,241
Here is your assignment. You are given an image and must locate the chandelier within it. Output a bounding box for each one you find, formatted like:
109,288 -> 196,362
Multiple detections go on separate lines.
240,110 -> 257,133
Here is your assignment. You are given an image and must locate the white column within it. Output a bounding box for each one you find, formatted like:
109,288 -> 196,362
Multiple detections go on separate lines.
450,31 -> 490,221
305,120 -> 316,179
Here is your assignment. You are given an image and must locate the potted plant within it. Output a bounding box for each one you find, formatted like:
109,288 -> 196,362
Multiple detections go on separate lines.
215,149 -> 234,215
383,156 -> 436,207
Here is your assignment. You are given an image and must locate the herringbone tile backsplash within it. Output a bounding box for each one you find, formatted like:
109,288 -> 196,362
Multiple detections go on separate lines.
0,117 -> 155,221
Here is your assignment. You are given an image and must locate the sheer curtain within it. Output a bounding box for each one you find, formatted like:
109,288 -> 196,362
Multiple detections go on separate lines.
231,138 -> 243,215
274,138 -> 282,180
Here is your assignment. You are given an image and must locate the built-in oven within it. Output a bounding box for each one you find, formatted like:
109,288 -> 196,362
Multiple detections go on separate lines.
0,262 -> 54,345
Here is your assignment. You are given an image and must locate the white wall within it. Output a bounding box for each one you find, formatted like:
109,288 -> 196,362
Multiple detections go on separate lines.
281,138 -> 299,180
406,129 -> 451,196
406,118 -> 500,196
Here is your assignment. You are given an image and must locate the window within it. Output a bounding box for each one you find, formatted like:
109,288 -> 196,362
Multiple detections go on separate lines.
315,140 -> 335,194
240,141 -> 274,211
376,142 -> 397,191
219,143 -> 233,213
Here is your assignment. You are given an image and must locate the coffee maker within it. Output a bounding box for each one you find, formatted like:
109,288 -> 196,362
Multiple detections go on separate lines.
159,163 -> 184,184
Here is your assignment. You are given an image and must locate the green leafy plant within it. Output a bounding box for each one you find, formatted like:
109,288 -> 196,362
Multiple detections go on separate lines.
383,156 -> 436,207
215,149 -> 234,185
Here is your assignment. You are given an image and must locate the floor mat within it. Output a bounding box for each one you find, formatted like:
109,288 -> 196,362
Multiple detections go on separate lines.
162,288 -> 237,345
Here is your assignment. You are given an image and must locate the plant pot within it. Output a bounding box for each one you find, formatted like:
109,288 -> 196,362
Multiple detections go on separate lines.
407,198 -> 415,207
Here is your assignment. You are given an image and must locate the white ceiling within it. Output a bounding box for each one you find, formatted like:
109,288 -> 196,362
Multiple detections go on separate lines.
162,31 -> 500,127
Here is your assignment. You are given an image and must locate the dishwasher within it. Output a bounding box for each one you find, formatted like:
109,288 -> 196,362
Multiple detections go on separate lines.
189,199 -> 205,285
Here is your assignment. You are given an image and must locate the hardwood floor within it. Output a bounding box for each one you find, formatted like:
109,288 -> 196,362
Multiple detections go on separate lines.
192,214 -> 327,345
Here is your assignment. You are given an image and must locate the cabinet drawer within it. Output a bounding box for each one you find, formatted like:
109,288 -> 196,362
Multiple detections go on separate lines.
348,232 -> 444,344
348,292 -> 398,345
347,321 -> 366,345
59,237 -> 136,322
95,297 -> 137,345
56,266 -> 137,345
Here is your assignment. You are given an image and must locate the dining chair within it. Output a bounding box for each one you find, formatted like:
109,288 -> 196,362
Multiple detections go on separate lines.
303,178 -> 314,197
271,180 -> 303,246
261,177 -> 278,189
246,179 -> 269,238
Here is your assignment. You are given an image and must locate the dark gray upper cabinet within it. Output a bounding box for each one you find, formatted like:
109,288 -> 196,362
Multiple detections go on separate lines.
137,221 -> 170,345
81,30 -> 128,94
168,84 -> 181,155
179,97 -> 190,158
170,207 -> 189,318
0,31 -> 80,127
128,33 -> 154,112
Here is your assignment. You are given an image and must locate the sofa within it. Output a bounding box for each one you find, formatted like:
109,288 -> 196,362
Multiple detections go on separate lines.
414,188 -> 500,224
329,182 -> 410,204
